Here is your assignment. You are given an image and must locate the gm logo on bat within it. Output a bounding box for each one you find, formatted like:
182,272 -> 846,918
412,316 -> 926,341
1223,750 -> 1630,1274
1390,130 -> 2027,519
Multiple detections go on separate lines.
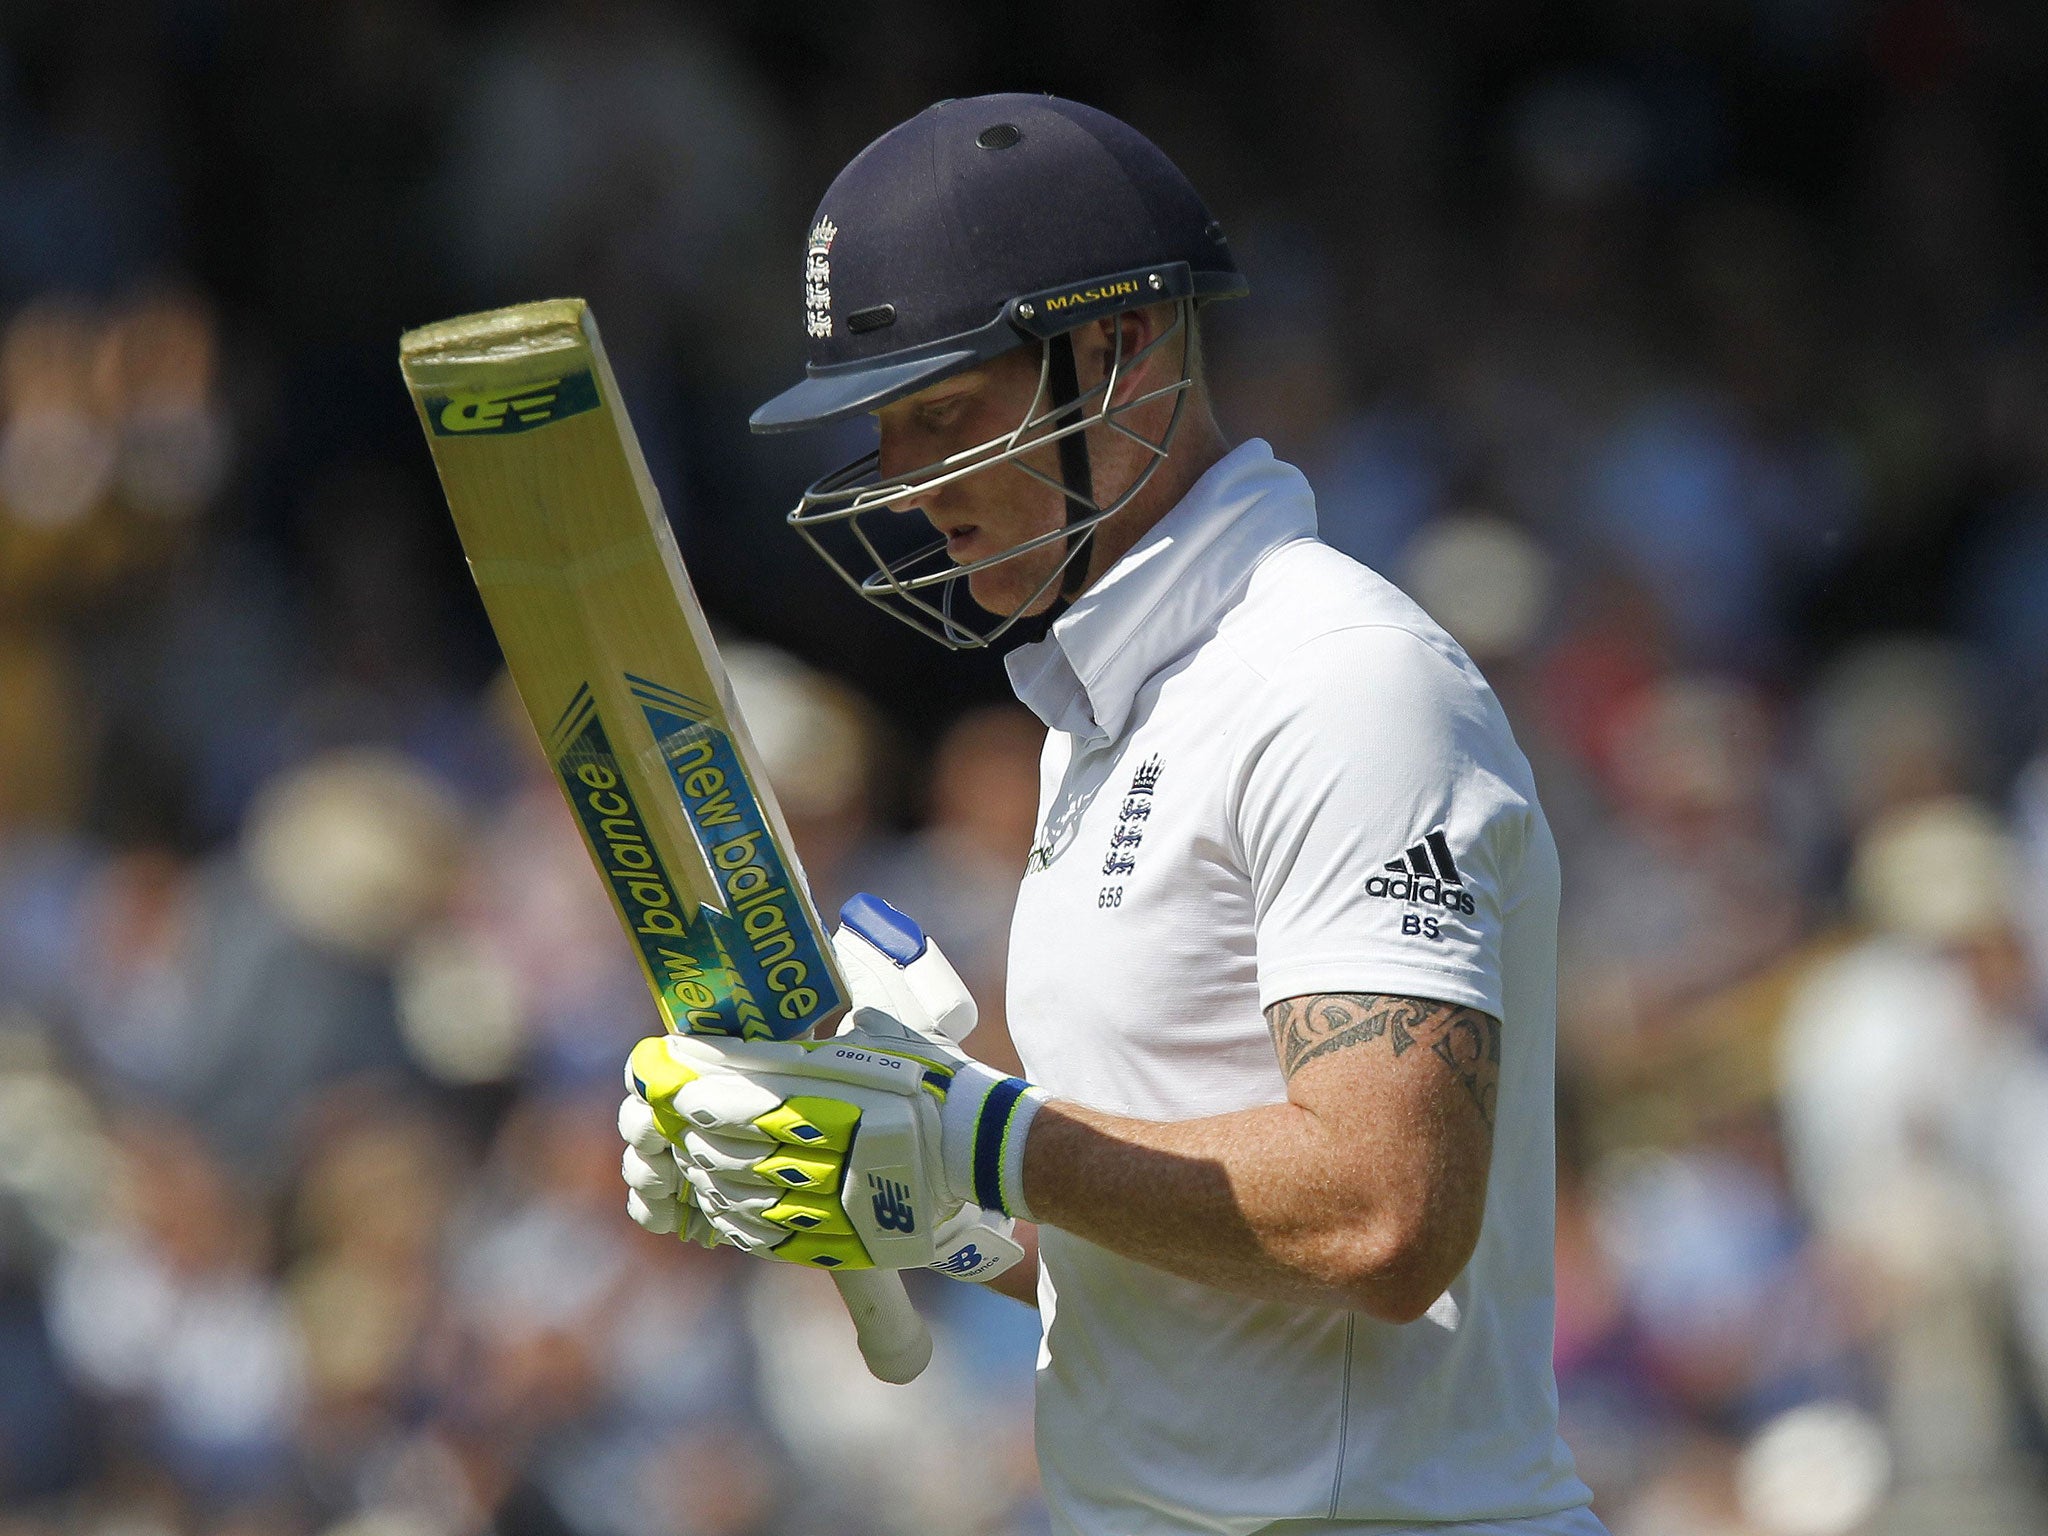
428,370 -> 601,434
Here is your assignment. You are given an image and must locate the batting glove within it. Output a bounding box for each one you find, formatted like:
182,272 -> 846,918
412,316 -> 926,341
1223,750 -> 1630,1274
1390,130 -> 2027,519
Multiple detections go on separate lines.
619,896 -> 1042,1281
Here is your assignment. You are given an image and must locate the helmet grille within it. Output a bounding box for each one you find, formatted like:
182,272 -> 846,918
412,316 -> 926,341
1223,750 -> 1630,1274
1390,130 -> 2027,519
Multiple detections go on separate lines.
975,123 -> 1022,151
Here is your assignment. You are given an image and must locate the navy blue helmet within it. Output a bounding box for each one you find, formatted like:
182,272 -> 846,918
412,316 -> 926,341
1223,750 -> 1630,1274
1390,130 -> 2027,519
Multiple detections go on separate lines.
752,94 -> 1245,433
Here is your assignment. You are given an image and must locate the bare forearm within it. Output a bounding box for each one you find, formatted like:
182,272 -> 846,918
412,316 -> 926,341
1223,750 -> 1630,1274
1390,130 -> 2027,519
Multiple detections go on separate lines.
1022,1098 -> 1413,1313
1019,994 -> 1499,1321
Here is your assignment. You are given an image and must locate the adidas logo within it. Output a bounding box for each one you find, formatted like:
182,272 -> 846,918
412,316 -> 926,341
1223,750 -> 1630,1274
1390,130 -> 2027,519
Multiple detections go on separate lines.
1364,829 -> 1476,915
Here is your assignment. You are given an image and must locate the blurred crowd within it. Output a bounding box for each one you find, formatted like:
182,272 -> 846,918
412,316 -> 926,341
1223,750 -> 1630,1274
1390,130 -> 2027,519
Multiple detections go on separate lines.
3,4 -> 2048,1535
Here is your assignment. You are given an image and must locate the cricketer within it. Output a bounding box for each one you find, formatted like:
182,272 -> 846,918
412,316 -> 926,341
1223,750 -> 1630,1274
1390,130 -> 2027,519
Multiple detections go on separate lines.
618,94 -> 1606,1536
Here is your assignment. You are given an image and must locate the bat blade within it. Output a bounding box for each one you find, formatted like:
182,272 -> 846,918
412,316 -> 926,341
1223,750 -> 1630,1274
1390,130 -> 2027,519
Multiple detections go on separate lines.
400,298 -> 930,1383
398,298 -> 841,1043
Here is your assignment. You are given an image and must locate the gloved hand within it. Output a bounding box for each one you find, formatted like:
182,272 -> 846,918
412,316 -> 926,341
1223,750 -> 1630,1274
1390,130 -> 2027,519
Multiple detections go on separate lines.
619,895 -> 1042,1282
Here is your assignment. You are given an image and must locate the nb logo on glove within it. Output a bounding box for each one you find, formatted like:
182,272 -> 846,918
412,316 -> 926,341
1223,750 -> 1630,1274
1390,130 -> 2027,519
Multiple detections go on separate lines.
869,1174 -> 918,1234
934,1245 -> 983,1275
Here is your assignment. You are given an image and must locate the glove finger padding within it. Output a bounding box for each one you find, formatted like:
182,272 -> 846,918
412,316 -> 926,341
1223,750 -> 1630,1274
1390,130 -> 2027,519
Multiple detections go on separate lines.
618,1094 -> 674,1160
620,1099 -> 690,1236
686,1163 -> 858,1235
626,1028 -> 958,1272
626,1187 -> 682,1236
685,1163 -> 875,1268
831,900 -> 978,1043
671,1077 -> 863,1156
623,1039 -> 871,1267
621,1143 -> 680,1199
618,997 -> 1039,1282
679,1127 -> 782,1176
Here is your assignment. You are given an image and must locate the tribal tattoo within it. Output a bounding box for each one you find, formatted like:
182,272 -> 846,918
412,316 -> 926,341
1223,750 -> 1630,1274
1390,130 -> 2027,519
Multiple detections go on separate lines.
1264,993 -> 1502,1127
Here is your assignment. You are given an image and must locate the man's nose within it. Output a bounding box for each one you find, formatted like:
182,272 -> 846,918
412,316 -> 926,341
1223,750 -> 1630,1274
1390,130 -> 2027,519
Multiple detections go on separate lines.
873,427 -> 931,512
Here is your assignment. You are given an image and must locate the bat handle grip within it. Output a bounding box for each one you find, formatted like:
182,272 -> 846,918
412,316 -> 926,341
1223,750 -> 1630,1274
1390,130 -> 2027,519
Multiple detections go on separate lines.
830,1268 -> 932,1384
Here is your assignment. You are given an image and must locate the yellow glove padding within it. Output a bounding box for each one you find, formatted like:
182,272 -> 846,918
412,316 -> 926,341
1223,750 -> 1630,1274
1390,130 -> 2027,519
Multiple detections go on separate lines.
621,1021 -> 1025,1281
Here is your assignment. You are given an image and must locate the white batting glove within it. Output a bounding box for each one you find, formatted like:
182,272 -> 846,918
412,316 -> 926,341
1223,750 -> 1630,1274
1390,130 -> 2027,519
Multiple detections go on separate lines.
619,895 -> 1041,1281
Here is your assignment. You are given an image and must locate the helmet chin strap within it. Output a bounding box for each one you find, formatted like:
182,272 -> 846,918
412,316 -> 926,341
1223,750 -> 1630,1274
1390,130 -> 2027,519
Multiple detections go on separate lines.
987,333 -> 1097,651
1045,331 -> 1098,600
993,332 -> 1094,652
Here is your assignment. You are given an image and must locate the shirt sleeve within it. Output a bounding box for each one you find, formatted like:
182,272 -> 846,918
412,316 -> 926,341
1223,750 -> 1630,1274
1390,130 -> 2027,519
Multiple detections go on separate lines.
1227,625 -> 1529,1019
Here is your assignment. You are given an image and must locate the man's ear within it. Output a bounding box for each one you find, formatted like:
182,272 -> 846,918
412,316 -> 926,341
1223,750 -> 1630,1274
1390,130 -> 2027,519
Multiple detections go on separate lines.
1081,309 -> 1166,402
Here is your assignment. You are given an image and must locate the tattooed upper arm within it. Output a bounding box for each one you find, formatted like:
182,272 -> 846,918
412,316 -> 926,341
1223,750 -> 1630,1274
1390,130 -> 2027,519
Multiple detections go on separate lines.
1264,993 -> 1502,1128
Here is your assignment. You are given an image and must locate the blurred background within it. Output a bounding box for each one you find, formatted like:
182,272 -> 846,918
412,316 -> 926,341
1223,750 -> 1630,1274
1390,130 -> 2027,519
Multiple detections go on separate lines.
2,3 -> 2047,1534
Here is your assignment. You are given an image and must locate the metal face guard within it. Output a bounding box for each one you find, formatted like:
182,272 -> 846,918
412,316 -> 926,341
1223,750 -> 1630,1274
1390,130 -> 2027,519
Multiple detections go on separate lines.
785,301 -> 1195,650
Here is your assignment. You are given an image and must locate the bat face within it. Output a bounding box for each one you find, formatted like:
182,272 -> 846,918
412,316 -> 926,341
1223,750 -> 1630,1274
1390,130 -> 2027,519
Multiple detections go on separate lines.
400,299 -> 845,1042
548,676 -> 833,1039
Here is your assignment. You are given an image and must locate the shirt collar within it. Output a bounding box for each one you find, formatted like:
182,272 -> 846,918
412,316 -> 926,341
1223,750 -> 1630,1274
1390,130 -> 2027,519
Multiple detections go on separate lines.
1004,438 -> 1316,742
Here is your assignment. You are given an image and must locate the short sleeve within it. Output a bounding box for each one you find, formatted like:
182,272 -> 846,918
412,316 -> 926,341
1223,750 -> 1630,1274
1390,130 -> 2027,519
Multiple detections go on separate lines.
1227,626 -> 1528,1019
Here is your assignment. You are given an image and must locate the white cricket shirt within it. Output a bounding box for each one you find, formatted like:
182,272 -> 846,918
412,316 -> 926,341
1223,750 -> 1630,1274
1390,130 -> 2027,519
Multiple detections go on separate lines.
1003,441 -> 1598,1536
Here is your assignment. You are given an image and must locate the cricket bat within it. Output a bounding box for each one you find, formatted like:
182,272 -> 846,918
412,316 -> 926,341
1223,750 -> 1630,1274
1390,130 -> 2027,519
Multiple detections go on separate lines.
399,298 -> 932,1384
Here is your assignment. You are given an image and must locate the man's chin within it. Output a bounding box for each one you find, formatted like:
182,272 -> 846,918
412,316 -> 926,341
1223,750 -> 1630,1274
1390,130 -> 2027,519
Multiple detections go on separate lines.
965,568 -> 1063,620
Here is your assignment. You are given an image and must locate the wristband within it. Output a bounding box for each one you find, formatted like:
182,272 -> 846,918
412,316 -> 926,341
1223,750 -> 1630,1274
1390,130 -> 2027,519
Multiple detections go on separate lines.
939,1059 -> 1048,1221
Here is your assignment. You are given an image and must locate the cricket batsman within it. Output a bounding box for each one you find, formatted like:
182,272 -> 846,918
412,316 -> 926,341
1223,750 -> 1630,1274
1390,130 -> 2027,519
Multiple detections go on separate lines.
618,94 -> 1604,1536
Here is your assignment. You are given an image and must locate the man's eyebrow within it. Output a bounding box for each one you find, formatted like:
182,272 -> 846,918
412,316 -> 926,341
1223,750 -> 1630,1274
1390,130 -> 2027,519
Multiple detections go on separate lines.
874,373 -> 985,422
